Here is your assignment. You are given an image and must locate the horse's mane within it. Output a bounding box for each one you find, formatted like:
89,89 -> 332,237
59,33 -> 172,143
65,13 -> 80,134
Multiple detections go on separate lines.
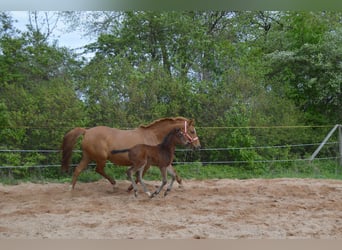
139,117 -> 188,129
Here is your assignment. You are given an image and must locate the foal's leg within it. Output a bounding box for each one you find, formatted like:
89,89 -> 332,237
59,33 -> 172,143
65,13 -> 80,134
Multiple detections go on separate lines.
127,164 -> 151,192
151,167 -> 168,198
128,165 -> 182,192
165,165 -> 177,196
126,166 -> 139,197
137,166 -> 151,197
95,160 -> 116,188
168,165 -> 183,188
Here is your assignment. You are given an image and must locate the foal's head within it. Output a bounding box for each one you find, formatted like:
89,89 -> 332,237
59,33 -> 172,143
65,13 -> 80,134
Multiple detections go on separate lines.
162,128 -> 191,147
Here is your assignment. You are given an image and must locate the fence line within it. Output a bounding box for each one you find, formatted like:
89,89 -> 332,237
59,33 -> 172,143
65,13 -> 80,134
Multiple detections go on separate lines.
197,125 -> 334,129
1,156 -> 341,169
174,157 -> 340,165
0,142 -> 338,153
0,141 -> 340,169
0,149 -> 60,153
0,125 -> 335,130
1,125 -> 340,177
192,142 -> 338,151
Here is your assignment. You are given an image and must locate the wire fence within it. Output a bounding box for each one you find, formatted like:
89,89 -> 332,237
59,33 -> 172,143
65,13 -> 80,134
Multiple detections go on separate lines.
0,142 -> 340,169
0,125 -> 341,181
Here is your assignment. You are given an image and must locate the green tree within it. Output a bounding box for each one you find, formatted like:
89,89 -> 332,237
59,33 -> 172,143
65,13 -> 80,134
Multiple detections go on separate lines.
0,12 -> 86,168
264,12 -> 342,124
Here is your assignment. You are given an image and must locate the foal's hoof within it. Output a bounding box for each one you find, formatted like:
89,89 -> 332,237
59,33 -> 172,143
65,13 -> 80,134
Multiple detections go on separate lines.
150,192 -> 158,199
164,189 -> 171,197
127,186 -> 134,192
112,184 -> 118,191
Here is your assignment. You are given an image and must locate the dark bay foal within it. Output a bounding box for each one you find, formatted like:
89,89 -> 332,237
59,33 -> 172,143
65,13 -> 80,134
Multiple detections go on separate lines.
111,128 -> 190,198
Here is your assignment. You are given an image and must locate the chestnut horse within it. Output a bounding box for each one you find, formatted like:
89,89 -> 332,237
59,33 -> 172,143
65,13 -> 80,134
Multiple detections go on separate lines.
111,128 -> 190,198
61,117 -> 201,190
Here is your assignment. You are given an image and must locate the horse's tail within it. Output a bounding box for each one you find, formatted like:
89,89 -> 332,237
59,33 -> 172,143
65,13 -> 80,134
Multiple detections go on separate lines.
61,127 -> 87,173
111,149 -> 130,155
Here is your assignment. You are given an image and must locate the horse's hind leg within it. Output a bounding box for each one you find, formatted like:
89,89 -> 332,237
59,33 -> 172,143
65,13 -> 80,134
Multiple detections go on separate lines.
95,160 -> 116,188
71,156 -> 90,190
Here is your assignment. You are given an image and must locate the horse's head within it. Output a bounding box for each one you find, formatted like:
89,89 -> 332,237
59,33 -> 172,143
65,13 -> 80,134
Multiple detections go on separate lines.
141,117 -> 201,149
183,119 -> 201,149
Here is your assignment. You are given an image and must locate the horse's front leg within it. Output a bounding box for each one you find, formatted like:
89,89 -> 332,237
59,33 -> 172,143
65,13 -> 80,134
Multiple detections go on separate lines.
151,167 -> 168,198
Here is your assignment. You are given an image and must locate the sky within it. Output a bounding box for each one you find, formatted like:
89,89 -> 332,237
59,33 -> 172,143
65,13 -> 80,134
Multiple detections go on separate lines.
10,11 -> 94,52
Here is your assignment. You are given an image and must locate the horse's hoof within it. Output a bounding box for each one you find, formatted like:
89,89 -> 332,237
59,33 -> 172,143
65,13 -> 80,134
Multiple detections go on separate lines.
146,191 -> 151,197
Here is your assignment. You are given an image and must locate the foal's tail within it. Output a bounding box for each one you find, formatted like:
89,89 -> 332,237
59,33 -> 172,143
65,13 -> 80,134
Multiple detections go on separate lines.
111,149 -> 130,154
61,127 -> 87,173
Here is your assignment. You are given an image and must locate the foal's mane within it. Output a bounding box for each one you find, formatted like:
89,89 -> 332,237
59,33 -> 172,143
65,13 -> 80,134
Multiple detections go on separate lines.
160,128 -> 178,146
139,117 -> 188,129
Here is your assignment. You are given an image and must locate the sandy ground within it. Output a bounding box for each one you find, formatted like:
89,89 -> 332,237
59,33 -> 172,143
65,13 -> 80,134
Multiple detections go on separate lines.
1,178 -> 342,239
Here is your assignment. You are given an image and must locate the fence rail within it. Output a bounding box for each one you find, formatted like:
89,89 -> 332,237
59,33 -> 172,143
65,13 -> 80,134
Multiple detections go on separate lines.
1,124 -> 341,171
0,141 -> 338,153
0,142 -> 340,169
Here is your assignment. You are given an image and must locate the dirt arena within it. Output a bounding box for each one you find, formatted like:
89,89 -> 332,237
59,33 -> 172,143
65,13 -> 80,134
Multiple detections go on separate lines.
1,178 -> 342,239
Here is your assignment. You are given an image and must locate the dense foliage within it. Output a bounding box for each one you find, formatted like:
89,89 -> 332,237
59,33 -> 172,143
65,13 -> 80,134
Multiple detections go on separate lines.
0,11 -> 341,180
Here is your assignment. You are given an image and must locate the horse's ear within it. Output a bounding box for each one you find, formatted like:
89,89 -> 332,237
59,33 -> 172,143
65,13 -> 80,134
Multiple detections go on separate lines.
189,119 -> 195,126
